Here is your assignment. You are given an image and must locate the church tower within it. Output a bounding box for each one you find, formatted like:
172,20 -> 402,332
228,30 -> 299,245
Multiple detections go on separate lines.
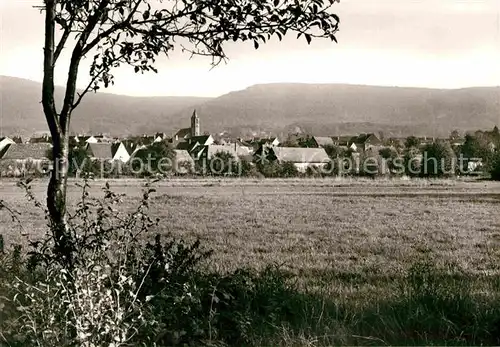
191,109 -> 200,137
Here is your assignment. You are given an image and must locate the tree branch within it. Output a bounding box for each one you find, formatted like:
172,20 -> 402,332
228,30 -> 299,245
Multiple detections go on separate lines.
41,0 -> 61,136
81,0 -> 142,56
54,18 -> 74,62
59,0 -> 111,133
72,53 -> 127,111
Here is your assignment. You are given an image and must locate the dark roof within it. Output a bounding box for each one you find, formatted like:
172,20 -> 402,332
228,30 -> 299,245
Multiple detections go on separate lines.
352,133 -> 382,145
176,141 -> 200,152
29,136 -> 52,144
269,147 -> 330,163
312,136 -> 334,147
87,143 -> 123,159
332,136 -> 353,143
120,139 -> 138,153
175,128 -> 191,139
1,143 -> 52,160
188,135 -> 212,145
257,137 -> 278,144
0,137 -> 15,146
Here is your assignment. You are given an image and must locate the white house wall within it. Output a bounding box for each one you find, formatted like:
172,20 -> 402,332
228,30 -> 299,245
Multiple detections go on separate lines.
293,162 -> 328,173
113,144 -> 131,162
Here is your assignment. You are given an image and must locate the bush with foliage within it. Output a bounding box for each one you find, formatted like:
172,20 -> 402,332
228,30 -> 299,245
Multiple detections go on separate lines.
403,146 -> 422,177
405,136 -> 421,150
206,151 -> 240,176
256,160 -> 282,178
324,144 -> 347,160
131,141 -> 175,177
280,161 -> 300,177
239,157 -> 261,178
421,142 -> 457,178
357,152 -> 380,178
68,144 -> 93,176
489,152 -> 500,180
460,134 -> 494,172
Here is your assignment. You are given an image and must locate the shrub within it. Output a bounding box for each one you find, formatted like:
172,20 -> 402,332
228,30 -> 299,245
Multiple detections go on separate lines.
403,147 -> 422,177
280,162 -> 299,177
256,161 -> 282,178
0,178 -> 211,346
421,142 -> 457,177
323,144 -> 346,159
131,141 -> 175,177
239,157 -> 260,178
490,152 -> 500,180
206,151 -> 239,176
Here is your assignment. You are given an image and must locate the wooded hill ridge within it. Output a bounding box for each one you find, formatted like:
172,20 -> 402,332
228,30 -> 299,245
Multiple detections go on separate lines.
1,75 -> 499,137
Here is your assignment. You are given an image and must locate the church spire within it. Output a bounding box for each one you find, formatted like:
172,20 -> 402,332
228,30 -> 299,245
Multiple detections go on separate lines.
191,109 -> 200,137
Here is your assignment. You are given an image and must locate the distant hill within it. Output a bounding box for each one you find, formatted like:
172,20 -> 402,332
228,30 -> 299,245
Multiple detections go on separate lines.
173,83 -> 500,138
1,76 -> 499,138
0,76 -> 211,136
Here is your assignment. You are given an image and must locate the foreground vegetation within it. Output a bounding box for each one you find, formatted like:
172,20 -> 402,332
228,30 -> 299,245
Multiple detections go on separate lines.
1,178 -> 500,346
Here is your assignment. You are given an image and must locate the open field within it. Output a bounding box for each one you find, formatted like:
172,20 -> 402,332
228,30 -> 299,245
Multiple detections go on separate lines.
3,178 -> 500,345
2,177 -> 500,277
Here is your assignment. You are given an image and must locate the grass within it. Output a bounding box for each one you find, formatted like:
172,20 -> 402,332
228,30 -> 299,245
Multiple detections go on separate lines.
2,177 -> 500,276
2,177 -> 500,345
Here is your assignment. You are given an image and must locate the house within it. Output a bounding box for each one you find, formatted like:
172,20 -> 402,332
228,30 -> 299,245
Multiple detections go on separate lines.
450,138 -> 465,148
332,136 -> 353,147
387,137 -> 406,149
349,133 -> 382,152
122,135 -> 161,153
28,133 -> 52,144
217,139 -> 253,154
192,144 -> 249,162
312,136 -> 334,148
176,135 -> 215,155
416,136 -> 434,146
263,137 -> 280,147
83,135 -> 99,144
1,143 -> 52,161
86,142 -> 130,162
153,132 -> 169,143
255,147 -> 330,172
0,143 -> 52,176
173,128 -> 192,142
73,134 -> 116,144
173,109 -> 201,142
467,158 -> 483,174
0,137 -> 15,156
247,137 -> 280,151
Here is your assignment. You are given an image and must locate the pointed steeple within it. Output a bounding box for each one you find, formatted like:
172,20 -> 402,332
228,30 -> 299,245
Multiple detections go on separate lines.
191,109 -> 200,137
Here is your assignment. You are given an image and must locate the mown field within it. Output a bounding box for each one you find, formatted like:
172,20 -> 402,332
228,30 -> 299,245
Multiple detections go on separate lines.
2,177 -> 500,277
3,177 -> 500,345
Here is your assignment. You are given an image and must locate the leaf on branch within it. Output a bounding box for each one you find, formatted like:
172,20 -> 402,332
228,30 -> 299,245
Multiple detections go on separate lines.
305,33 -> 312,44
253,40 -> 259,49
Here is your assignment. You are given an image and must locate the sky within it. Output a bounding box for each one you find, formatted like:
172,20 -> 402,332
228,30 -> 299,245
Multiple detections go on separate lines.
1,0 -> 499,97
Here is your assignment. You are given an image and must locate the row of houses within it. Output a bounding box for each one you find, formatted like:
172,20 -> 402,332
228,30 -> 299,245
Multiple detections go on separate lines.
0,110 -> 480,176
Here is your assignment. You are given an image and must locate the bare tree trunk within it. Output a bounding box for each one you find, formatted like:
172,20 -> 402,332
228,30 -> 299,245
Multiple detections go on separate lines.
42,0 -> 75,269
47,134 -> 74,269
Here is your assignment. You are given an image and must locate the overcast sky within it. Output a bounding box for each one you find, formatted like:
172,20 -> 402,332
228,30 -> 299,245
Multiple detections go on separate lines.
1,0 -> 499,96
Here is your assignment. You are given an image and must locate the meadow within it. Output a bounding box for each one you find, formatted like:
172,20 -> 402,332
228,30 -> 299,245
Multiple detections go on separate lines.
2,177 -> 500,276
3,177 -> 500,345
